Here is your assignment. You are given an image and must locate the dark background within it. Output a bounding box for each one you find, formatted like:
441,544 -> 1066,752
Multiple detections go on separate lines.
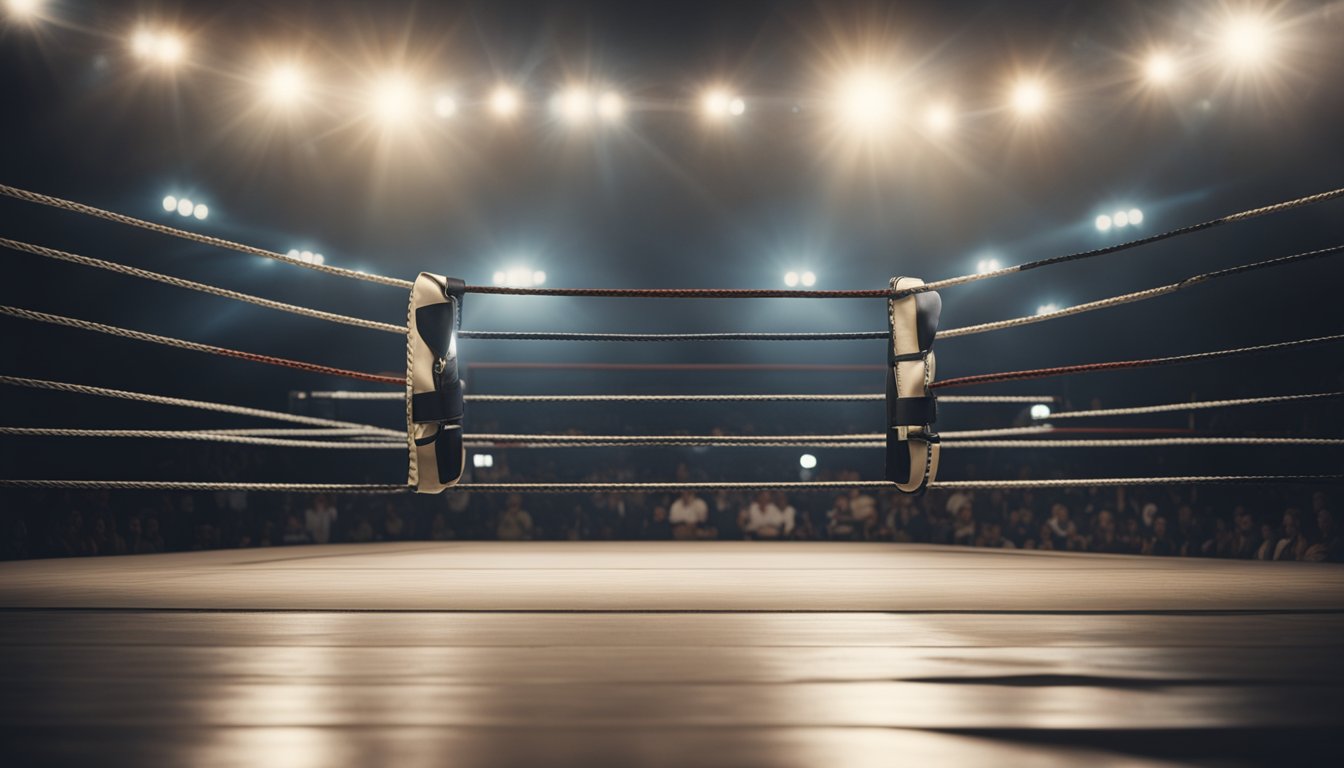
1,0 -> 1341,488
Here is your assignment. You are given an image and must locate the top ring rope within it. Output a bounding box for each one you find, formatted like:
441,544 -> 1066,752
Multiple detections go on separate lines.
0,304 -> 403,386
4,182 -> 1341,298
0,374 -> 404,436
448,241 -> 1344,341
1040,391 -> 1344,420
0,237 -> 404,335
933,332 -> 1344,390
300,391 -> 1057,404
0,184 -> 414,289
2,475 -> 1340,493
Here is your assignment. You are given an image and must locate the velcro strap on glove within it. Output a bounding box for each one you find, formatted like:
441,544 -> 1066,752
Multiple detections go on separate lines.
407,272 -> 466,494
885,276 -> 942,495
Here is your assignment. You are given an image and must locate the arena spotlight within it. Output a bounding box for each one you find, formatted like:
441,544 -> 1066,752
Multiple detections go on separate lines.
495,265 -> 545,288
5,0 -> 43,21
800,271 -> 817,287
371,75 -> 416,124
837,70 -> 897,133
1029,403 -> 1052,420
1035,302 -> 1059,315
1095,214 -> 1112,232
433,94 -> 458,118
132,29 -> 186,65
555,87 -> 593,124
161,195 -> 177,212
472,453 -> 494,469
1144,52 -> 1177,85
702,89 -> 745,120
783,271 -> 800,287
489,86 -> 520,118
263,64 -> 306,106
799,453 -> 818,470
192,204 -> 208,221
176,198 -> 194,217
975,257 -> 1001,274
1220,13 -> 1274,67
1127,208 -> 1144,225
596,91 -> 624,122
924,103 -> 954,134
1113,210 -> 1130,227
1010,79 -> 1047,115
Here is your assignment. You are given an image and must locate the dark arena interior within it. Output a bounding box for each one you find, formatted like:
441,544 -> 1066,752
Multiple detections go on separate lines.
2,1 -> 1343,766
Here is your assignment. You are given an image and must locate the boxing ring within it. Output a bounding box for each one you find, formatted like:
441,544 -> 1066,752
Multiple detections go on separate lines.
2,182 -> 1344,765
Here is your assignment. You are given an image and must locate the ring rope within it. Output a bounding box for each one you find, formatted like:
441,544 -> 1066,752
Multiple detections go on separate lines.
938,242 -> 1344,339
0,375 -> 403,435
7,181 -> 1340,299
945,437 -> 1344,448
0,237 -> 404,334
933,333 -> 1344,390
460,426 -> 1199,446
5,477 -> 1336,493
0,305 -> 403,386
458,242 -> 1344,341
0,427 -> 405,450
0,184 -> 414,288
302,391 -> 1057,404
1041,391 -> 1344,420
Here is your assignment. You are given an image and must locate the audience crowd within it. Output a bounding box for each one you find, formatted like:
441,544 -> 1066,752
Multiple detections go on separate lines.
3,459 -> 1338,562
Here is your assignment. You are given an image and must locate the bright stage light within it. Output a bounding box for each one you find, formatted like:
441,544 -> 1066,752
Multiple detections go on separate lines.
287,249 -> 301,260
924,103 -> 954,134
1030,403 -> 1052,420
783,271 -> 800,287
704,88 -> 746,120
132,29 -> 186,65
311,253 -> 324,265
1095,214 -> 1112,232
555,87 -> 593,123
596,91 -> 623,122
800,271 -> 817,287
1035,302 -> 1059,316
176,198 -> 194,217
495,265 -> 544,288
1221,14 -> 1274,67
371,76 -> 416,123
162,195 -> 178,212
975,257 -> 1001,274
799,453 -> 818,470
1113,210 -> 1130,227
472,453 -> 494,469
192,204 -> 208,221
132,30 -> 156,57
433,94 -> 458,118
1127,208 -> 1143,225
6,0 -> 43,20
837,70 -> 896,132
1144,52 -> 1177,84
489,86 -> 520,118
264,64 -> 306,106
1010,80 -> 1046,115
300,250 -> 313,262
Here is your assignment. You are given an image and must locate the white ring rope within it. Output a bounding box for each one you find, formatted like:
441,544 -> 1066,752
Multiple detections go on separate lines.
0,184 -> 414,288
946,437 -> 1344,448
0,237 -> 404,334
0,375 -> 403,436
1040,391 -> 1344,420
3,477 -> 1337,493
0,427 -> 405,450
937,242 -> 1344,339
300,391 -> 1057,404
